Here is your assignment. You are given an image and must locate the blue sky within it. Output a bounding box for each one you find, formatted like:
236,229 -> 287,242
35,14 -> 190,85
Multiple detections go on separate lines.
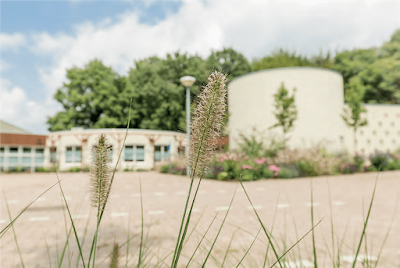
1,0 -> 400,134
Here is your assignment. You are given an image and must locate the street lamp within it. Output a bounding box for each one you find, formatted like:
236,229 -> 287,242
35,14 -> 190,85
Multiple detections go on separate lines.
180,75 -> 196,177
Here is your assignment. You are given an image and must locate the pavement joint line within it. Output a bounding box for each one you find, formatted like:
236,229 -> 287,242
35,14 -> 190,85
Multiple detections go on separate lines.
216,206 -> 231,211
247,205 -> 263,210
148,210 -> 165,215
333,201 -> 345,206
111,212 -> 128,217
277,204 -> 290,208
154,192 -> 166,196
306,202 -> 320,207
30,216 -> 50,222
72,214 -> 89,219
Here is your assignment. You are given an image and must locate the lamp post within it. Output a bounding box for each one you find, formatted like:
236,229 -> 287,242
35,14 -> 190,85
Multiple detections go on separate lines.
180,76 -> 196,177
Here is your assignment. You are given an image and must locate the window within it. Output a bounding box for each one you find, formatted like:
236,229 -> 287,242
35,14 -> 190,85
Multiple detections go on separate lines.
10,147 -> 18,153
178,147 -> 185,156
136,146 -> 145,162
0,156 -> 3,163
66,146 -> 81,163
36,148 -> 44,155
124,145 -> 145,162
124,146 -> 134,162
22,157 -> 31,164
23,148 -> 31,153
8,157 -> 18,165
35,156 -> 44,164
155,146 -> 162,161
50,147 -> 57,163
155,145 -> 170,162
0,147 -> 4,153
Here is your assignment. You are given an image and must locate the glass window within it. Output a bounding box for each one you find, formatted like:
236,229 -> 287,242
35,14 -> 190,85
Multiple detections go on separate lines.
22,157 -> 31,164
74,147 -> 81,163
50,147 -> 57,163
0,147 -> 4,153
36,148 -> 44,155
10,147 -> 18,153
66,147 -> 73,163
0,156 -> 4,163
136,146 -> 145,161
108,146 -> 113,161
164,145 -> 170,160
8,157 -> 18,165
155,146 -> 162,161
35,157 -> 44,164
124,146 -> 134,162
23,147 -> 31,153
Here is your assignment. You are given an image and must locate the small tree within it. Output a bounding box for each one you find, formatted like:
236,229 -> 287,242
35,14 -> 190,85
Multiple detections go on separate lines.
341,77 -> 368,154
269,83 -> 298,135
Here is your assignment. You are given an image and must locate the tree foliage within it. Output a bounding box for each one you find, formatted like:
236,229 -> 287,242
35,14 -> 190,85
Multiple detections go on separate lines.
341,77 -> 368,153
47,60 -> 124,131
269,83 -> 298,134
206,47 -> 251,80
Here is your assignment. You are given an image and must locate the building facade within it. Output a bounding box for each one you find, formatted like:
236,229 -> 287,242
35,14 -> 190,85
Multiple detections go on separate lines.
1,122 -> 186,172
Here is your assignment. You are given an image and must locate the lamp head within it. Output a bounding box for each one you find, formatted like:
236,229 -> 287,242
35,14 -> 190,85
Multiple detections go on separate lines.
180,76 -> 196,87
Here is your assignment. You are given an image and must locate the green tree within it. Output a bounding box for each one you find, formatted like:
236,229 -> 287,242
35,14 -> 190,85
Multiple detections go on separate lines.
126,52 -> 209,131
252,49 -> 312,71
269,83 -> 298,134
47,60 -> 125,131
206,47 -> 251,80
341,77 -> 368,154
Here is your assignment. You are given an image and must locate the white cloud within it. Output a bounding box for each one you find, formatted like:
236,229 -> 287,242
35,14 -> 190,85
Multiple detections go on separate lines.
32,0 -> 400,93
0,79 -> 58,134
0,60 -> 10,72
0,33 -> 26,50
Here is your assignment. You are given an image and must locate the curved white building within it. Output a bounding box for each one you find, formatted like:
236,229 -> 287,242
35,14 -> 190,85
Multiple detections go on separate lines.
229,67 -> 346,152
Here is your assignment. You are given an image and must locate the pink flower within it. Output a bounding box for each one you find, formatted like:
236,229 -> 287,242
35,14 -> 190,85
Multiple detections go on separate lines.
254,157 -> 267,164
243,156 -> 248,160
220,154 -> 230,162
269,165 -> 280,172
242,164 -> 252,170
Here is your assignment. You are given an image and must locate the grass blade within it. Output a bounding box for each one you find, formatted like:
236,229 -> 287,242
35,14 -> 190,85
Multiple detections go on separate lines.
239,178 -> 283,268
235,227 -> 262,268
222,228 -> 239,268
138,177 -> 144,267
44,233 -> 53,268
351,175 -> 378,268
310,181 -> 318,268
0,179 -> 64,238
201,188 -> 237,267
4,195 -> 25,268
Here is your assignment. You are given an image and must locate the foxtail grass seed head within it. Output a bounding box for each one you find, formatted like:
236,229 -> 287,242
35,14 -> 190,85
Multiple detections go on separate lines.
189,71 -> 228,178
90,134 -> 113,208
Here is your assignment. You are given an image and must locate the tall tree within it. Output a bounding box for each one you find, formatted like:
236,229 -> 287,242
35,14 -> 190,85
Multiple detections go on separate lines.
341,77 -> 368,154
126,52 -> 209,131
269,83 -> 298,134
47,60 -> 124,131
252,49 -> 312,71
206,48 -> 251,80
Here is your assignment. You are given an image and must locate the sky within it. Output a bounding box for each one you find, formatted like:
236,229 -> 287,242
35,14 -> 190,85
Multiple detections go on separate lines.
1,0 -> 400,134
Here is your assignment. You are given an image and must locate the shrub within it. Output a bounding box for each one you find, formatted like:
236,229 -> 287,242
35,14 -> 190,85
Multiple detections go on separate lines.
68,167 -> 81,172
353,155 -> 365,172
278,167 -> 296,179
35,167 -> 50,172
370,153 -> 390,170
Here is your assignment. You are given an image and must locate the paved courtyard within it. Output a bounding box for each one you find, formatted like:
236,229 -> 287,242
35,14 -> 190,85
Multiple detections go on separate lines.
1,171 -> 400,267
